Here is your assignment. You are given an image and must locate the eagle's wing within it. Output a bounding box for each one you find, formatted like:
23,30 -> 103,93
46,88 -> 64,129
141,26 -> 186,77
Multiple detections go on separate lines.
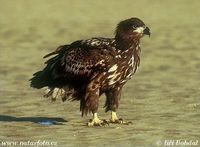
44,38 -> 116,78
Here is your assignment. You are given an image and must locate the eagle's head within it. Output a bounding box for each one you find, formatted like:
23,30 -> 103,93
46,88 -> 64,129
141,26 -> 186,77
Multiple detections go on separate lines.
115,17 -> 150,43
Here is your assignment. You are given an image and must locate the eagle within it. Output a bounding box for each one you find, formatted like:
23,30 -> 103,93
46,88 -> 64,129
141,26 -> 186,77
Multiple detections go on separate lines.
30,17 -> 150,126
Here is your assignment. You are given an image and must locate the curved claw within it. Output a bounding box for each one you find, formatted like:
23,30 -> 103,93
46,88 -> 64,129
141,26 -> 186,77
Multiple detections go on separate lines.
102,119 -> 110,125
110,118 -> 132,125
87,119 -> 109,127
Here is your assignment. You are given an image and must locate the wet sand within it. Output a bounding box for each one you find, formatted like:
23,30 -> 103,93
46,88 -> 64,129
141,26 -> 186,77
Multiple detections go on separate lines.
0,0 -> 200,147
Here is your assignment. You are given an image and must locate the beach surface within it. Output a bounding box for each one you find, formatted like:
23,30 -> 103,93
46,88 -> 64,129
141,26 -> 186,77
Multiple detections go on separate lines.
0,0 -> 200,146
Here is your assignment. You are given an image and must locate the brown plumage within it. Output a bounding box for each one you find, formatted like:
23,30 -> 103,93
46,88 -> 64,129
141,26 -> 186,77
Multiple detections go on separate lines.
30,17 -> 150,126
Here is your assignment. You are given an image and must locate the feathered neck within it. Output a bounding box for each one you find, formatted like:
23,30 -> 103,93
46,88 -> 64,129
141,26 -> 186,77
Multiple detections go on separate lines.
115,33 -> 140,51
115,33 -> 141,73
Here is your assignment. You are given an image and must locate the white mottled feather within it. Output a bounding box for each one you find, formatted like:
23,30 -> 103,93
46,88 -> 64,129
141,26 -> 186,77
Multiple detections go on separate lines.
108,64 -> 118,72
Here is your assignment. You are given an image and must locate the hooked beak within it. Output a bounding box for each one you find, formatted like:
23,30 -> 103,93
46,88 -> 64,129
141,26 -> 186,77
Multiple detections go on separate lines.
143,26 -> 151,37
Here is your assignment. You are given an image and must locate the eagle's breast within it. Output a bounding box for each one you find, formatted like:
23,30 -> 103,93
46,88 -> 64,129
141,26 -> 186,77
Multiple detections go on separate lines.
104,44 -> 140,87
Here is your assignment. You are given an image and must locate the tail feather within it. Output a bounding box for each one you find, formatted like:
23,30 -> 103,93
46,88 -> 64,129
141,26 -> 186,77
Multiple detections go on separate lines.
30,55 -> 59,88
30,45 -> 69,89
30,44 -> 85,102
30,70 -> 51,89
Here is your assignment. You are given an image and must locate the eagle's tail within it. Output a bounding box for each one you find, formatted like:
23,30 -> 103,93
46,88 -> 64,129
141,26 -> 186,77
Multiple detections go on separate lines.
30,56 -> 59,89
30,44 -> 83,101
30,70 -> 52,89
30,45 -> 69,89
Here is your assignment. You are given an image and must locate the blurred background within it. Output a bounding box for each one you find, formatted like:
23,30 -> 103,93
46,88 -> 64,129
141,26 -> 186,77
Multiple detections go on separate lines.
0,0 -> 200,147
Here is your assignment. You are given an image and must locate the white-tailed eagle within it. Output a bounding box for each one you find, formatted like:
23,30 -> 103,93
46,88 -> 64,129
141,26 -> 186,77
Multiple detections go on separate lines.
30,18 -> 150,126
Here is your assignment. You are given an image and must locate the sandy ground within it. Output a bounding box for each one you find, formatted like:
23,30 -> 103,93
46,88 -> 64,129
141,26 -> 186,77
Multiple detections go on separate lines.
0,0 -> 200,147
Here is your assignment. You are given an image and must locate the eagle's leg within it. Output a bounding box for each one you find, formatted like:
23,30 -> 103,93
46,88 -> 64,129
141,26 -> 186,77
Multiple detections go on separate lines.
83,75 -> 108,126
110,111 -> 132,124
105,86 -> 132,124
111,111 -> 121,123
84,89 -> 108,126
87,113 -> 108,127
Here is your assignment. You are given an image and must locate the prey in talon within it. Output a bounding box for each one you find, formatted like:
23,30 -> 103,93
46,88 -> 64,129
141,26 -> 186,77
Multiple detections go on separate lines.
30,17 -> 150,127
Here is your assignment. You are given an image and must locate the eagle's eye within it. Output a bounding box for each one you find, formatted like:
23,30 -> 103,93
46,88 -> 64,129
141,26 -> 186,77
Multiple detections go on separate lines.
132,26 -> 136,29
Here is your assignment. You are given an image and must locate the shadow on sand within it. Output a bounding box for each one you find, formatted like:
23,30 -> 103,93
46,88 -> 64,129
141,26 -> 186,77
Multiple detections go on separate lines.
0,115 -> 67,125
